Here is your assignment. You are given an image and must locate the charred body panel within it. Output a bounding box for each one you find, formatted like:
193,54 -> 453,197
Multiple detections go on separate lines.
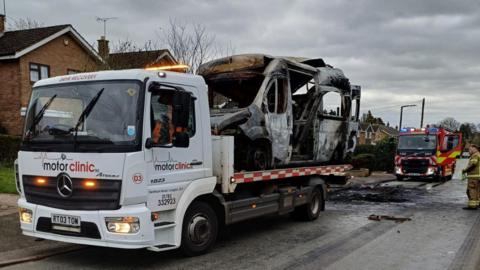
199,54 -> 360,170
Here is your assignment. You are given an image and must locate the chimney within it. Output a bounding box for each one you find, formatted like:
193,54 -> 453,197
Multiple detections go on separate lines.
97,36 -> 109,60
0,14 -> 5,34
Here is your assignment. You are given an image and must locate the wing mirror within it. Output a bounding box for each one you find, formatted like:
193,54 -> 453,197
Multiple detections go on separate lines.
145,138 -> 154,149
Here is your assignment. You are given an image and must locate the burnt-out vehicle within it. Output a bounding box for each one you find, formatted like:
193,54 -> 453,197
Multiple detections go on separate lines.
198,54 -> 360,171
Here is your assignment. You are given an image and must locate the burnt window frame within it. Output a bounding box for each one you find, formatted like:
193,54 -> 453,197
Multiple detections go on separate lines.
320,90 -> 345,119
265,76 -> 289,114
29,62 -> 50,83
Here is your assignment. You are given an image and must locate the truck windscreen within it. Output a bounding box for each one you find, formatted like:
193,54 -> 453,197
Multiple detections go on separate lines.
22,80 -> 143,152
398,135 -> 437,150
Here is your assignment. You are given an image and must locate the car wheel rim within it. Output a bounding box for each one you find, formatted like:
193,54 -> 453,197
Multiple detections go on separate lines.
188,214 -> 211,246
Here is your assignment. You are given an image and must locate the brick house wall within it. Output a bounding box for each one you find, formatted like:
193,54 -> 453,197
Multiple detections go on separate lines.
0,60 -> 21,134
358,131 -> 366,145
375,131 -> 388,143
0,33 -> 99,135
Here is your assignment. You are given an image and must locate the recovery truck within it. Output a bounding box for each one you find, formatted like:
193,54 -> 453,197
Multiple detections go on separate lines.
394,127 -> 462,181
16,69 -> 352,255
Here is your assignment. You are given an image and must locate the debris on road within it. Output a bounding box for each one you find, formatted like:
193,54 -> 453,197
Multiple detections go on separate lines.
368,214 -> 412,223
329,185 -> 425,203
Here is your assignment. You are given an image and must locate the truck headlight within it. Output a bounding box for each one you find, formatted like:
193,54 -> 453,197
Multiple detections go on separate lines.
19,208 -> 33,224
427,167 -> 435,175
105,217 -> 140,234
395,166 -> 402,174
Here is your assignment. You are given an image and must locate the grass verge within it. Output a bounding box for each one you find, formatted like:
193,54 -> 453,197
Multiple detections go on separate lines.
0,165 -> 16,194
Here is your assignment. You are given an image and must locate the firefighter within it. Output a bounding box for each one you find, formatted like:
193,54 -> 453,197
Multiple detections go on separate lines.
461,144 -> 480,210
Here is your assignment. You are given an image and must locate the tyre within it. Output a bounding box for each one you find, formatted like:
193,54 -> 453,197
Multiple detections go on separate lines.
181,201 -> 218,256
292,188 -> 323,221
396,175 -> 404,181
246,143 -> 271,171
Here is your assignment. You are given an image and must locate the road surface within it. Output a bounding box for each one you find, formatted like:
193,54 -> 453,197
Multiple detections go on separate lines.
4,159 -> 480,270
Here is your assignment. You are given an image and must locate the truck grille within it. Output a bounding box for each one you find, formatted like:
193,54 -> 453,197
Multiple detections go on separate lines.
23,175 -> 121,210
401,159 -> 429,174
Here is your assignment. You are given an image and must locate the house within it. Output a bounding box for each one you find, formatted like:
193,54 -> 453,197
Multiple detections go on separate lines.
358,122 -> 375,145
97,37 -> 177,70
358,123 -> 398,145
0,15 -> 103,135
372,124 -> 399,144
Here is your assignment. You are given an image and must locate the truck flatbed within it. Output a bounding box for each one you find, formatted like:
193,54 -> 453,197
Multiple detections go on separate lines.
232,164 -> 353,184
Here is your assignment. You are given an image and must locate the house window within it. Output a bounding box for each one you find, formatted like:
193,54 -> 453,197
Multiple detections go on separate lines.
30,63 -> 50,83
67,69 -> 80,75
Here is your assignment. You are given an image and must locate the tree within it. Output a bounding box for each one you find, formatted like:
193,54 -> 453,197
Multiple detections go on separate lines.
437,117 -> 461,131
111,39 -> 158,53
459,123 -> 478,141
159,18 -> 234,73
362,110 -> 385,125
7,18 -> 44,31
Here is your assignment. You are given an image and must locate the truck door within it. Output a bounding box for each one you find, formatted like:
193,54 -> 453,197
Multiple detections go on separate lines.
442,134 -> 461,156
264,76 -> 292,164
145,84 -> 206,209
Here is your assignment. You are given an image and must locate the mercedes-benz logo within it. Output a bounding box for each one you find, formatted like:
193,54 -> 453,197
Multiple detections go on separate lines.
61,153 -> 67,160
56,173 -> 73,197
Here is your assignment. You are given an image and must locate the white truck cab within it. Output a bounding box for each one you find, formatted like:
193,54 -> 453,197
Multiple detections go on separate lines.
16,69 -> 350,255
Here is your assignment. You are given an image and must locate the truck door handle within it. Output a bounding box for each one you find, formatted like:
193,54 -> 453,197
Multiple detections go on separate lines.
190,161 -> 203,166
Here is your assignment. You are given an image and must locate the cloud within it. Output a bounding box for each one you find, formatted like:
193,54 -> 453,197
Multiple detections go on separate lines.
5,0 -> 480,127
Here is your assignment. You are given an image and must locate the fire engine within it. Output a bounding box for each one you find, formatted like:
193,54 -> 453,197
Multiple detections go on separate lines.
395,127 -> 462,180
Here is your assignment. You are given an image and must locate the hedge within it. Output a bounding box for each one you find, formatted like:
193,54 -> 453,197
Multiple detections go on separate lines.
0,135 -> 22,165
352,137 -> 397,172
351,153 -> 375,172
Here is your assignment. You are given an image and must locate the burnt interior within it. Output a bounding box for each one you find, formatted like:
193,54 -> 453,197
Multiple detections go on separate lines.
200,55 -> 357,171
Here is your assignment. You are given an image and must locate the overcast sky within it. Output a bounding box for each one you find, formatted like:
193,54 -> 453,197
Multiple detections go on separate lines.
4,0 -> 480,128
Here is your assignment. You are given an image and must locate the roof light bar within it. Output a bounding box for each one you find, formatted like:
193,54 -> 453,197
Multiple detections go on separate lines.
145,64 -> 189,71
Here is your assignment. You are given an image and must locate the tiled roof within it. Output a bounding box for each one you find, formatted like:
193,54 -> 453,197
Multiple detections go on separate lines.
108,50 -> 176,69
0,25 -> 70,57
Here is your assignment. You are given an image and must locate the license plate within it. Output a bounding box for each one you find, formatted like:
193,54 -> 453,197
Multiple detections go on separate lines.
51,214 -> 81,227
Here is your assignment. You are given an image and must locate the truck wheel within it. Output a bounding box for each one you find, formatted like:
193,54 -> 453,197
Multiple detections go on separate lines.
396,175 -> 404,181
181,201 -> 218,256
292,188 -> 323,221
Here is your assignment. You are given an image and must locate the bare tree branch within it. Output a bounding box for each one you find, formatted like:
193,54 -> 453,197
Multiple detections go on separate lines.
159,18 -> 235,73
7,17 -> 44,30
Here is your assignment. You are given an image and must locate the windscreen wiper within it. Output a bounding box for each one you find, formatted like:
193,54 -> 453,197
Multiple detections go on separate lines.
25,95 -> 57,138
72,88 -> 105,149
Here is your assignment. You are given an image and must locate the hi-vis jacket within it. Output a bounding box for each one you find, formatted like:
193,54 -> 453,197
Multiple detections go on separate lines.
465,152 -> 480,179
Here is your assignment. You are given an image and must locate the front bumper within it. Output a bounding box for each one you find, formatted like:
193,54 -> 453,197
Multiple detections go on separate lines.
18,198 -> 176,249
395,166 -> 436,177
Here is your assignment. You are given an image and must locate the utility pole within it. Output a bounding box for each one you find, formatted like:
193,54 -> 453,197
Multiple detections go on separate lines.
95,17 -> 117,38
399,104 -> 417,130
420,98 -> 425,128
